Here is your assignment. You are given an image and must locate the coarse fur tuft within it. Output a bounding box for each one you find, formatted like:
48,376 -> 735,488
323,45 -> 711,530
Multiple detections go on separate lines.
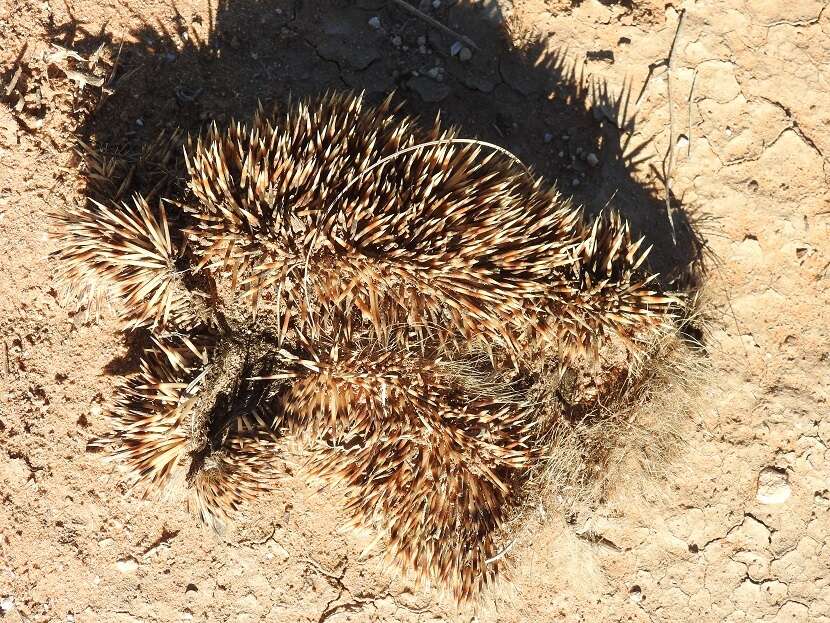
57,91 -> 703,602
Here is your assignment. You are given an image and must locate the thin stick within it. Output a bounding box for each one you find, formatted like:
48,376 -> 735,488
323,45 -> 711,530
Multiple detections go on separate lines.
388,0 -> 479,50
485,537 -> 518,565
662,9 -> 686,245
686,68 -> 697,158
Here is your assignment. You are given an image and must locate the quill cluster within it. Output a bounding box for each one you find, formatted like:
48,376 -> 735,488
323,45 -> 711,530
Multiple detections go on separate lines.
57,92 -> 680,601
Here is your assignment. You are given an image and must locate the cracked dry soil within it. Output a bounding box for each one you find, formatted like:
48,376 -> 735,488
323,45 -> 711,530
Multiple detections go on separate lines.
1,0 -> 829,621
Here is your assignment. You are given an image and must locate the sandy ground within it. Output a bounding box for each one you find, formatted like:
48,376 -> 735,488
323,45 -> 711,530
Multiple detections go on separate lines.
1,0 -> 829,621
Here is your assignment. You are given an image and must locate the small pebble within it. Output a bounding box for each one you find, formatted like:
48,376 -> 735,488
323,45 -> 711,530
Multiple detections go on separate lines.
561,133 -> 570,141
391,35 -> 402,48
543,132 -> 553,143
458,47 -> 472,62
432,0 -> 441,8
116,557 -> 139,573
629,586 -> 642,603
557,151 -> 564,157
572,178 -> 580,187
676,134 -> 689,151
756,467 -> 791,504
586,152 -> 599,167
135,118 -> 144,127
450,41 -> 463,57
417,35 -> 426,46
1,597 -> 15,613
368,16 -> 381,29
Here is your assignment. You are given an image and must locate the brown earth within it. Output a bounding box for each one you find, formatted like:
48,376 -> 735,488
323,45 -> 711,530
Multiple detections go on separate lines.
1,0 -> 829,621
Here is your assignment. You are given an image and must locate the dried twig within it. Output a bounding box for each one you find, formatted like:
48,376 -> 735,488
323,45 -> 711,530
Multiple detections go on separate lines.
662,9 -> 686,244
5,65 -> 22,97
485,537 -> 517,564
686,68 -> 697,157
388,0 -> 479,51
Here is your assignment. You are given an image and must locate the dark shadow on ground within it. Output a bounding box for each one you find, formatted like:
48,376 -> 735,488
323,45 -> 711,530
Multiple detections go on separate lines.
49,0 -> 705,292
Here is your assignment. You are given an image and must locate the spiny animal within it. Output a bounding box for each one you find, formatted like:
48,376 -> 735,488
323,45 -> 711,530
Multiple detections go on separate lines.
56,92 -> 681,601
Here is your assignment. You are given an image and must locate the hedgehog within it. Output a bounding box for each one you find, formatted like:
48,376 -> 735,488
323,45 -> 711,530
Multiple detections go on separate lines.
55,91 -> 686,601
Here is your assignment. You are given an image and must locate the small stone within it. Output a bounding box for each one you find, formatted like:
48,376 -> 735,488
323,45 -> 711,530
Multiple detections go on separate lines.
431,0 -> 441,8
543,132 -> 553,143
558,151 -> 564,157
368,16 -> 381,30
756,467 -> 791,504
450,41 -> 462,56
391,35 -> 402,48
458,47 -> 472,62
676,134 -> 689,151
98,538 -> 114,547
408,75 -> 450,103
135,118 -> 144,127
586,152 -> 599,167
572,178 -> 580,187
417,35 -> 426,46
1,597 -> 15,613
629,585 -> 642,603
67,615 -> 75,622
116,557 -> 139,573
561,133 -> 570,141
427,67 -> 441,80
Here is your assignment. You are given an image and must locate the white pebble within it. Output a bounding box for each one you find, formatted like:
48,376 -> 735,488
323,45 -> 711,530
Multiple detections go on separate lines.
756,467 -> 791,504
0,597 -> 15,613
586,152 -> 599,167
432,0 -> 441,8
459,47 -> 472,62
450,41 -> 462,57
572,178 -> 580,187
368,16 -> 381,30
116,558 -> 139,573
